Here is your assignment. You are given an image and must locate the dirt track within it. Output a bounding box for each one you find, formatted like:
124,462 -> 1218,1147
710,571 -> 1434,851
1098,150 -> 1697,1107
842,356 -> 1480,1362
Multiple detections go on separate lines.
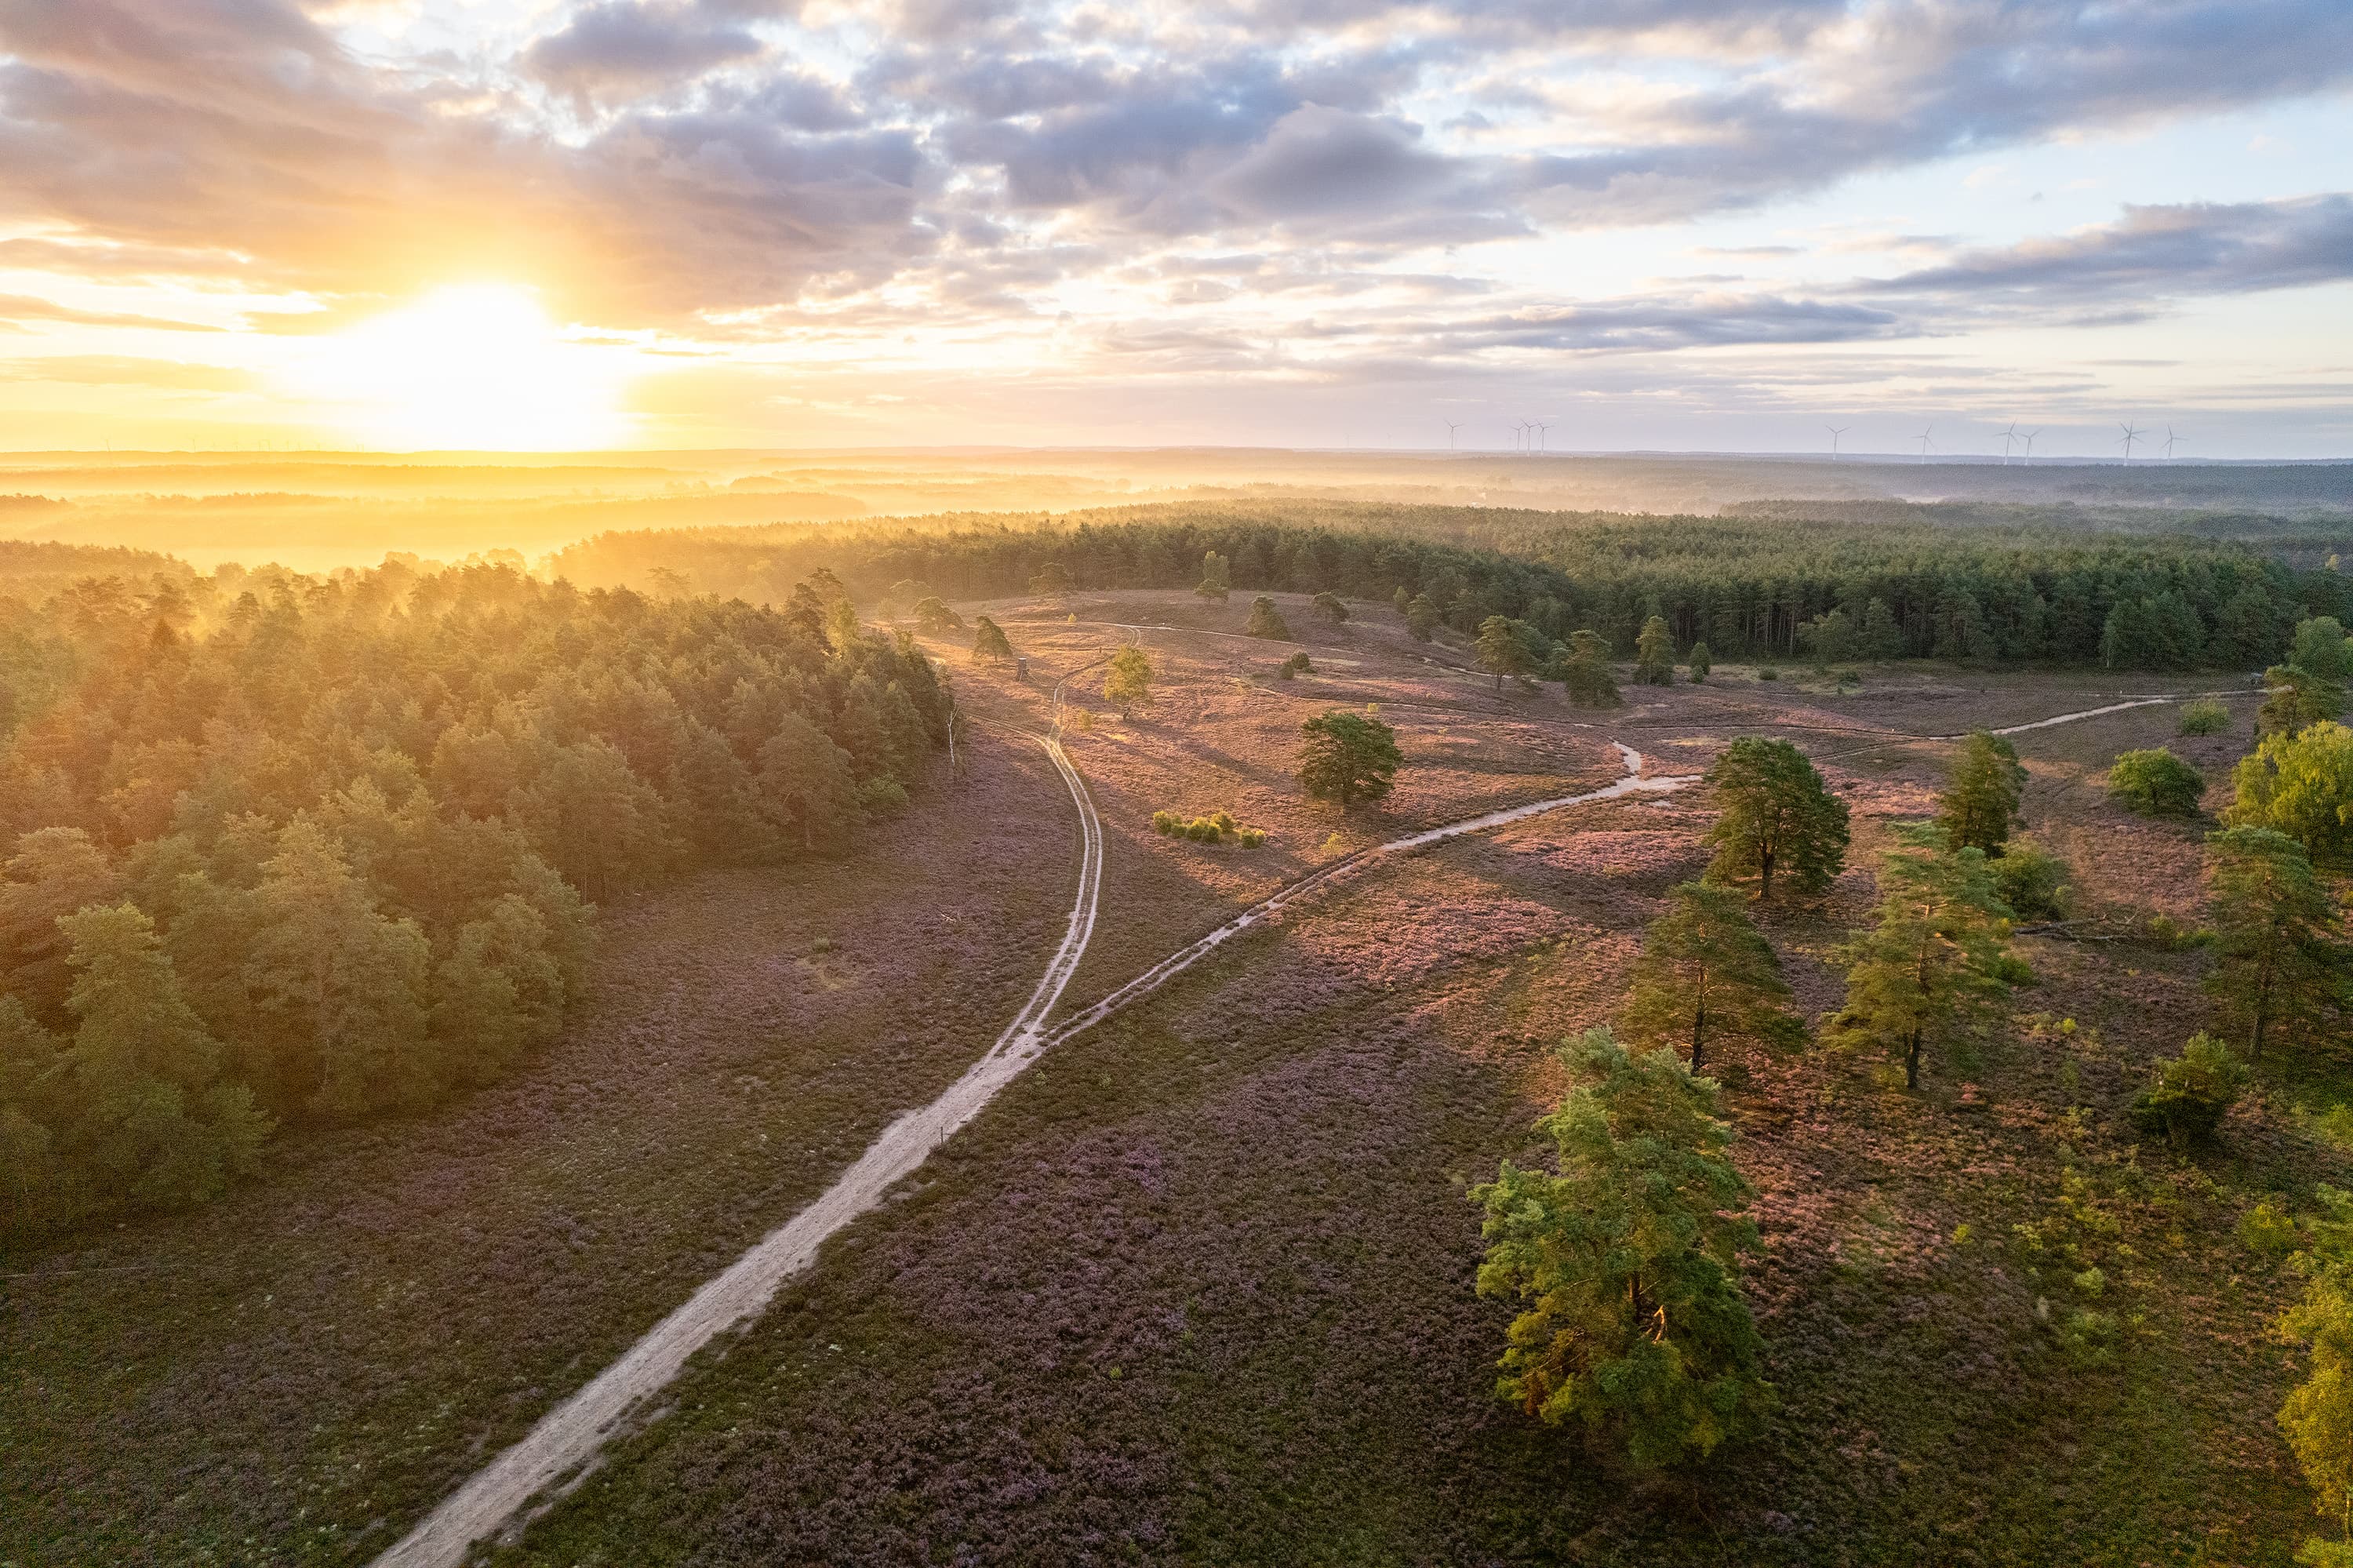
373,672 -> 2184,1566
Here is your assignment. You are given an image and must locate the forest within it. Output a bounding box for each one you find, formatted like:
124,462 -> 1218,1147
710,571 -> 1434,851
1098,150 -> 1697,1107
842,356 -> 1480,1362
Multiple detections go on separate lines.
0,557 -> 950,1235
549,501 -> 2348,671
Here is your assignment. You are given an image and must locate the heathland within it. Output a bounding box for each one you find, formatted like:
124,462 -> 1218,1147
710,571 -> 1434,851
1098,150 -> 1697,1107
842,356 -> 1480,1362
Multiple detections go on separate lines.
2,470 -> 2353,1565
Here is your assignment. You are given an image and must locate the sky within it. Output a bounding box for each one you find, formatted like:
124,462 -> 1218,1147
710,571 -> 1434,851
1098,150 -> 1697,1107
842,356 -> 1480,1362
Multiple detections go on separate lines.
0,0 -> 2348,457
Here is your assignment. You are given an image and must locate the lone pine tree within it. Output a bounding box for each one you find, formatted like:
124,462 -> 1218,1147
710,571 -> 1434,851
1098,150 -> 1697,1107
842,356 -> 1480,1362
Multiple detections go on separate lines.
1938,731 -> 2028,854
1620,881 -> 1802,1073
1703,737 -> 1849,903
1471,1026 -> 1773,1469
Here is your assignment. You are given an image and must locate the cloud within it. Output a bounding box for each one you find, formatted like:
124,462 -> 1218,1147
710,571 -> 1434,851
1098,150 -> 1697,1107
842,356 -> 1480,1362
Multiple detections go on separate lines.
1863,195 -> 2353,302
0,292 -> 227,332
522,2 -> 766,103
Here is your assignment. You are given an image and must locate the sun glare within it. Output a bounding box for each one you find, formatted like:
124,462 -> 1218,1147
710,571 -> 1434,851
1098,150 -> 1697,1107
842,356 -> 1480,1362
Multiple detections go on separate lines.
289,284 -> 634,450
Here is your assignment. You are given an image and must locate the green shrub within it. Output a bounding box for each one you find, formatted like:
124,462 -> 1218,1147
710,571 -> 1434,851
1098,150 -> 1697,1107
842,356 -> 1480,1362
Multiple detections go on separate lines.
2240,1199 -> 2302,1257
2108,748 -> 2206,817
2057,1306 -> 2120,1370
2179,697 -> 2230,736
1281,651 -> 1314,677
1238,828 -> 1267,848
1186,819 -> 1220,842
1150,809 -> 1180,835
2128,1032 -> 2248,1145
1832,667 -> 1862,693
1758,665 -> 1779,681
1991,842 -> 2071,920
1212,810 -> 1236,833
1246,595 -> 1292,640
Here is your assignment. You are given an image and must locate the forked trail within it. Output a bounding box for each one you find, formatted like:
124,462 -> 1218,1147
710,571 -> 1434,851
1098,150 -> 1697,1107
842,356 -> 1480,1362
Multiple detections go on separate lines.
373,675 -> 2173,1566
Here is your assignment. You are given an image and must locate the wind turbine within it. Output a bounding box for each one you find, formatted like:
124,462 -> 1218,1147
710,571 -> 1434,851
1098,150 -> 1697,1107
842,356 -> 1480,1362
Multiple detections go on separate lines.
1444,419 -> 1461,451
1825,424 -> 1848,460
2162,426 -> 2183,460
2018,427 -> 2040,465
1537,422 -> 1552,453
2118,421 -> 2144,464
2001,422 -> 2020,465
1916,425 -> 1934,464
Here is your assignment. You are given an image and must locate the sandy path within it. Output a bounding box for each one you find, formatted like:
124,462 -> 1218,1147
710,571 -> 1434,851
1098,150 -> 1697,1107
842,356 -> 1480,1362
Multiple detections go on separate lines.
375,740 -> 1678,1566
372,668 -> 2211,1566
372,677 -> 1107,1568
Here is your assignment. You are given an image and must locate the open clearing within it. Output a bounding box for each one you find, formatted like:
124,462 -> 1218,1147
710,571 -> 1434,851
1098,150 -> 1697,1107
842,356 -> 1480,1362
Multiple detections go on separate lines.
0,587 -> 2318,1566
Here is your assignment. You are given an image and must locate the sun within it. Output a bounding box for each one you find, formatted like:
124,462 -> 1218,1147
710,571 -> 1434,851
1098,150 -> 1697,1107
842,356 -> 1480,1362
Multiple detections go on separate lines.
290,284 -> 635,450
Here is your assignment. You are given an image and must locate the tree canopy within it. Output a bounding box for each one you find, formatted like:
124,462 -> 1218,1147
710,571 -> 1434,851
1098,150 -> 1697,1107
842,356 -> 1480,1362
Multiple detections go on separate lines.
1831,825 -> 2024,1090
1104,643 -> 1154,719
1938,731 -> 2028,854
0,559 -> 949,1235
1471,1026 -> 1773,1469
1703,737 -> 1849,902
1297,710 -> 1401,807
1620,881 -> 1802,1072
2203,825 -> 2341,1061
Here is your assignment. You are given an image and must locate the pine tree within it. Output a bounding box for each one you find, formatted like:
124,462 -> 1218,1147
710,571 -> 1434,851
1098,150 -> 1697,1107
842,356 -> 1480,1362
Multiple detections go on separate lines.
1703,737 -> 1849,902
1831,825 -> 2022,1090
1471,1027 -> 1773,1468
1635,614 -> 1675,684
1311,591 -> 1349,623
912,596 -> 963,634
244,820 -> 437,1119
1392,585 -> 1411,615
1296,710 -> 1401,806
1197,550 -> 1232,601
1475,614 -> 1536,690
1562,628 -> 1623,708
2204,825 -> 2340,1060
1246,595 -> 1292,640
1620,881 -> 1802,1071
1104,642 -> 1154,719
1406,592 -> 1439,642
56,902 -> 270,1209
1688,641 -> 1712,682
971,614 -> 1015,665
825,596 -> 862,654
1937,731 -> 2027,854
758,713 -> 860,852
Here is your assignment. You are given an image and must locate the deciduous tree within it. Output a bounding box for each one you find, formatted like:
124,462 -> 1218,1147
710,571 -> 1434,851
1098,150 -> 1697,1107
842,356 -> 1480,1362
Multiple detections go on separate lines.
2227,721 -> 2353,864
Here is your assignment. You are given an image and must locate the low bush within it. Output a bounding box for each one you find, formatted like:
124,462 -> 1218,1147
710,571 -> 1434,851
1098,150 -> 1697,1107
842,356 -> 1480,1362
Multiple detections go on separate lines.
1150,809 -> 1267,847
2108,748 -> 2206,817
1278,651 -> 1315,679
2179,698 -> 2231,736
1758,665 -> 1779,681
1246,596 -> 1292,640
2240,1198 -> 2302,1257
2128,1033 -> 2248,1146
1991,842 -> 2071,920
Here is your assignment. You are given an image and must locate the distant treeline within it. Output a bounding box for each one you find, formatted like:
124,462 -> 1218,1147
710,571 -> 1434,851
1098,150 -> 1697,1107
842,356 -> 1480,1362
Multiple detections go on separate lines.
551,502 -> 2348,670
0,559 -> 947,1235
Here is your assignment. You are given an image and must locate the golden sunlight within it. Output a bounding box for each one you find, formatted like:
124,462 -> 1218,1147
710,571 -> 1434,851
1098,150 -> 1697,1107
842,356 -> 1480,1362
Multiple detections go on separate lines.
285,283 -> 635,450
